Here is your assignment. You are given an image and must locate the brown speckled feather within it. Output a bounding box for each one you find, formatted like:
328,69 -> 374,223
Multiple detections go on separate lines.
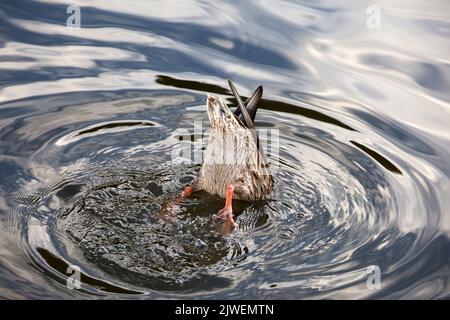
195,95 -> 273,200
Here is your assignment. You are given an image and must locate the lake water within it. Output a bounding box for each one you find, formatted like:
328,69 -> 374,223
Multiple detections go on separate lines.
0,0 -> 449,299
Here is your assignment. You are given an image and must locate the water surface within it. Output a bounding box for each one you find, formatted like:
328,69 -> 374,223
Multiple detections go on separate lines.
0,0 -> 449,299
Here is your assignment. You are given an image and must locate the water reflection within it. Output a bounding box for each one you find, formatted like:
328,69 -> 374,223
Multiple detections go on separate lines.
0,0 -> 449,299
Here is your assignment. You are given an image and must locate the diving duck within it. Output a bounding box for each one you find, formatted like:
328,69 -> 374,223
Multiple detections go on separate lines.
181,80 -> 273,230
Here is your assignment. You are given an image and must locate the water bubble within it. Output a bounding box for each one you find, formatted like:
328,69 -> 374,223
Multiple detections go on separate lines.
98,246 -> 108,254
194,238 -> 208,249
274,226 -> 298,241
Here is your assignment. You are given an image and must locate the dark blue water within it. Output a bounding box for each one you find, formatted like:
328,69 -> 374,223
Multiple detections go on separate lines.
0,0 -> 449,299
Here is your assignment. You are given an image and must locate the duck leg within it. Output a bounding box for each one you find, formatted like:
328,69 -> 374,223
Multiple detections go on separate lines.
158,185 -> 193,221
175,185 -> 193,204
216,184 -> 239,233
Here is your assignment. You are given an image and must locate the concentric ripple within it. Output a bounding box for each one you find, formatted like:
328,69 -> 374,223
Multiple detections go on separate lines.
2,89 -> 443,299
1,0 -> 449,299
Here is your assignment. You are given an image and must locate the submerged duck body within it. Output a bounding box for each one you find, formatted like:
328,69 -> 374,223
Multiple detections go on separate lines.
194,81 -> 273,201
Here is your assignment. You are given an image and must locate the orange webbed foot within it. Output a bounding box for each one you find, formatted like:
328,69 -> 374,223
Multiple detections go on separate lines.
215,184 -> 239,234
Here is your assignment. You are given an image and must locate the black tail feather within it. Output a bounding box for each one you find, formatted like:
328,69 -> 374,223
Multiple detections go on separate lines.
233,85 -> 263,124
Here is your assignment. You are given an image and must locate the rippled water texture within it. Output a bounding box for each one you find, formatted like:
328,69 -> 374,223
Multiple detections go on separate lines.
1,1 -> 450,299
